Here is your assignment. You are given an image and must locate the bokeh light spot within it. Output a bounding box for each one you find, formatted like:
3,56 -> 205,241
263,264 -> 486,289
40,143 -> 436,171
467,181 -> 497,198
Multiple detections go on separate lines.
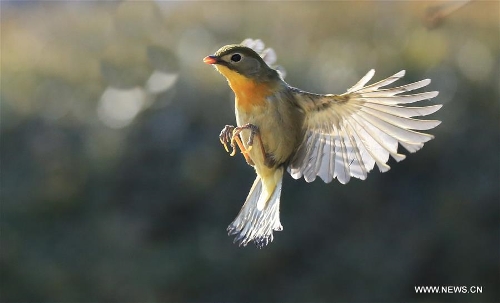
145,71 -> 178,95
456,39 -> 494,83
97,87 -> 146,129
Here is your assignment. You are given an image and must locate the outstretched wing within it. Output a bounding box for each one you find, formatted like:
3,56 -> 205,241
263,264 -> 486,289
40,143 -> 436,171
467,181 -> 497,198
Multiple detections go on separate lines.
288,70 -> 442,184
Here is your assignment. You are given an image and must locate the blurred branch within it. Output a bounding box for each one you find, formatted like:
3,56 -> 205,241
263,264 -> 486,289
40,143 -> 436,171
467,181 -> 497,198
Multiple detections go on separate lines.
424,0 -> 471,29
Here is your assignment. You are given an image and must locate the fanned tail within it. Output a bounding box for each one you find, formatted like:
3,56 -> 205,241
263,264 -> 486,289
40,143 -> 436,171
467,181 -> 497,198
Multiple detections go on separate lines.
227,169 -> 284,248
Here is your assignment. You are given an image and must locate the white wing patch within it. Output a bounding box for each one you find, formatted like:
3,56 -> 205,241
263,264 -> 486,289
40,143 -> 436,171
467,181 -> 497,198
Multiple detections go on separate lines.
288,70 -> 442,184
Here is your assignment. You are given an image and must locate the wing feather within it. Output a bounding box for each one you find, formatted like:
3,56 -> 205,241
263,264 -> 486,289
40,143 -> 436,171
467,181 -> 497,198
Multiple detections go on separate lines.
362,103 -> 442,118
349,113 -> 404,165
335,125 -> 351,184
302,132 -> 320,182
354,70 -> 406,93
344,122 -> 368,180
361,91 -> 439,105
359,79 -> 431,97
313,132 -> 327,177
347,69 -> 375,92
356,111 -> 434,143
288,70 -> 441,183
360,107 -> 441,130
317,134 -> 333,183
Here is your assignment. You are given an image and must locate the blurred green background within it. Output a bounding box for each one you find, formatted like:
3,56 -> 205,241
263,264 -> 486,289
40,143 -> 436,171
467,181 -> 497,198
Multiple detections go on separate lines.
1,1 -> 499,302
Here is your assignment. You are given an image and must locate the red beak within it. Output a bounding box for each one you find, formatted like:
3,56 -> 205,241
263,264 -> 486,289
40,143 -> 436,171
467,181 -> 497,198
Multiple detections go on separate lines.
203,55 -> 218,64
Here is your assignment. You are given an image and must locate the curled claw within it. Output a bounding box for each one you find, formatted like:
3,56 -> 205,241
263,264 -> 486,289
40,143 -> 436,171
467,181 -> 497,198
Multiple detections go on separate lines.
231,123 -> 259,151
219,138 -> 229,153
229,142 -> 238,156
219,123 -> 264,166
232,123 -> 259,147
229,141 -> 237,156
219,125 -> 235,153
219,138 -> 228,151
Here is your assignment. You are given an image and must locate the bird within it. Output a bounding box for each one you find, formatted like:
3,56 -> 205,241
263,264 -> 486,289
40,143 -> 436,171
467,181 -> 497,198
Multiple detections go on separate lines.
203,39 -> 441,248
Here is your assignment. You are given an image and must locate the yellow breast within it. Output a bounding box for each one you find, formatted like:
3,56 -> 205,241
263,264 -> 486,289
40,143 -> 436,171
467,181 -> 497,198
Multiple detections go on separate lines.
215,65 -> 275,112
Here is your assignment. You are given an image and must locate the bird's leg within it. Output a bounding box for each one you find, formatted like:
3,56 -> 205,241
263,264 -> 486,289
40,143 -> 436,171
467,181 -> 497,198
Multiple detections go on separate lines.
232,135 -> 254,166
231,123 -> 267,164
219,124 -> 254,165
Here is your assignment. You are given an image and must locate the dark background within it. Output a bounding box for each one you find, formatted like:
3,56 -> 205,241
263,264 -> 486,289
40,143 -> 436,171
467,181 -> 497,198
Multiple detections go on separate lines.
1,1 -> 499,302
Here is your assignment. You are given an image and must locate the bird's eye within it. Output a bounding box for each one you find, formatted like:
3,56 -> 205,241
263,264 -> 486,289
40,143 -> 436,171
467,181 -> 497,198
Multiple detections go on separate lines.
230,53 -> 242,62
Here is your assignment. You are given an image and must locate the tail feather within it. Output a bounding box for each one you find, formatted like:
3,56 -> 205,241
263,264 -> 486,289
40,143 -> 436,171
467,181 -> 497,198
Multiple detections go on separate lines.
227,169 -> 284,248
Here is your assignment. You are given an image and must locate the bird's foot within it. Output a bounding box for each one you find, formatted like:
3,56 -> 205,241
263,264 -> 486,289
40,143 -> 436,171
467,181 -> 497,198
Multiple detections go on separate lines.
219,124 -> 254,166
219,125 -> 235,153
232,123 -> 259,148
231,124 -> 267,165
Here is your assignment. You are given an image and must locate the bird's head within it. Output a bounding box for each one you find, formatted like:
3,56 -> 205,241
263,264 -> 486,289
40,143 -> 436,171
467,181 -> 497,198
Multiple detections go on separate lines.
203,44 -> 280,84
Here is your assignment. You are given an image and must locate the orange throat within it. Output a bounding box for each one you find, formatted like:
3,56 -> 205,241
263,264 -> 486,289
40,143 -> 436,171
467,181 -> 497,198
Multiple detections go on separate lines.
215,65 -> 274,112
